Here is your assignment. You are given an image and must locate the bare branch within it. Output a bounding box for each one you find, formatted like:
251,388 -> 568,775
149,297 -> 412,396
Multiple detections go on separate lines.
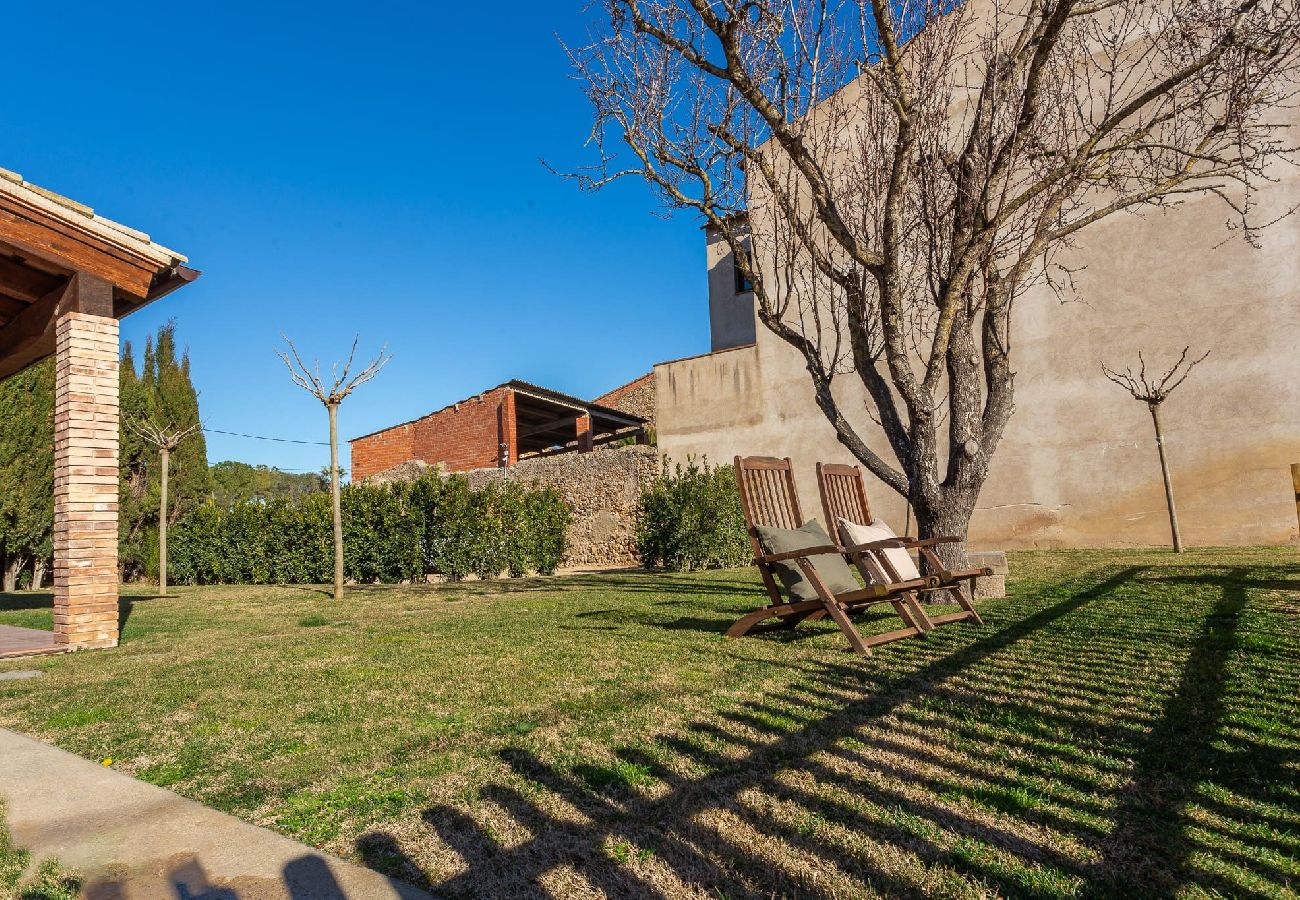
1102,346 -> 1211,405
278,334 -> 392,407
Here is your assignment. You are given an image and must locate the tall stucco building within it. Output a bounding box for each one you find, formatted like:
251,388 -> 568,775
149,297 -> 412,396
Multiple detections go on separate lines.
653,114 -> 1300,550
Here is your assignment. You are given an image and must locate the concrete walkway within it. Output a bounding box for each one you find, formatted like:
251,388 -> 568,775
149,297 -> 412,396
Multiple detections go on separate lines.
0,729 -> 431,900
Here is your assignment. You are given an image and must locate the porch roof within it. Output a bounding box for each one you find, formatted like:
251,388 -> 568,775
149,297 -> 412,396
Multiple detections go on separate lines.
0,167 -> 199,380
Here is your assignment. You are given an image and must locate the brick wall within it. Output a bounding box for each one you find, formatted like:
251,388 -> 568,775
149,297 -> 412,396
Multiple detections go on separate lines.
352,386 -> 512,480
350,423 -> 417,482
594,372 -> 656,428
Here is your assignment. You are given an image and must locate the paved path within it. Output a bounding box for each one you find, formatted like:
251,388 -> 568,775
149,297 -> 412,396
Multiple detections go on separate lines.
0,624 -> 61,659
0,728 -> 431,899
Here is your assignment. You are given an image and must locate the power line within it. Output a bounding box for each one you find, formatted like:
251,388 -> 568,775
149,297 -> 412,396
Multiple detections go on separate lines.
203,427 -> 329,447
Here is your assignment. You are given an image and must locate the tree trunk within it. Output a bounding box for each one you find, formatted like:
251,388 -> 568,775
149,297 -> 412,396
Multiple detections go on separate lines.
913,490 -> 977,574
328,402 -> 344,600
32,557 -> 48,590
2,554 -> 25,593
1149,402 -> 1183,552
159,445 -> 170,595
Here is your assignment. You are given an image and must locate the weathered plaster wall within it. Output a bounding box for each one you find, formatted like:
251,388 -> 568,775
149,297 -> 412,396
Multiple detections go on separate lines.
656,115 -> 1300,549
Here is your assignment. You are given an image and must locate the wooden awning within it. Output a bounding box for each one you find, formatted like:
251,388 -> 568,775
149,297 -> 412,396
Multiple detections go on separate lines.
0,168 -> 199,380
509,381 -> 646,458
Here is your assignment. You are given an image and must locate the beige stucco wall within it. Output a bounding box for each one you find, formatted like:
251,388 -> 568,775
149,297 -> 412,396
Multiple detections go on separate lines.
656,112 -> 1300,549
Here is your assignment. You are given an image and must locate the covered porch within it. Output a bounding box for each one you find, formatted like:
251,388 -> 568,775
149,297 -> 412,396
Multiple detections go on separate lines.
505,380 -> 647,463
0,168 -> 198,654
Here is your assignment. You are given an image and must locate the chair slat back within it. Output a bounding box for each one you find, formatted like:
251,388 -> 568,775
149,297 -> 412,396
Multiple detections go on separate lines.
735,455 -> 806,608
734,456 -> 804,556
817,462 -> 874,537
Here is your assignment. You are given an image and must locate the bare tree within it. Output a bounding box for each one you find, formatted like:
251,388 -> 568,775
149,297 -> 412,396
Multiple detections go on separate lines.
127,417 -> 203,595
562,0 -> 1300,567
1102,347 -> 1210,552
278,335 -> 391,600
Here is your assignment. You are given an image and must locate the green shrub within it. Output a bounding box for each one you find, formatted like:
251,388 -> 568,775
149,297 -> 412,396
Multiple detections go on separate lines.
169,475 -> 570,586
636,457 -> 749,571
525,487 -> 570,576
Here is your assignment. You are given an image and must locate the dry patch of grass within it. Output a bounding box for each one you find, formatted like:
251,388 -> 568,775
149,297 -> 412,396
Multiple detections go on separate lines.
1,548 -> 1298,897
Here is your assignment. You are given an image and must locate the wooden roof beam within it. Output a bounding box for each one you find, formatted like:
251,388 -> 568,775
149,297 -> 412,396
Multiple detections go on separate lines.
0,272 -> 112,381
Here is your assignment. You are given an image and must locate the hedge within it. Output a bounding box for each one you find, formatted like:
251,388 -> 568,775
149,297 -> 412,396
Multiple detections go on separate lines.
168,474 -> 569,585
635,457 -> 750,571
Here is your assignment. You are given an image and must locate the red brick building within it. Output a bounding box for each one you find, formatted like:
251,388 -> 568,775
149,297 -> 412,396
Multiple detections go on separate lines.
350,380 -> 648,482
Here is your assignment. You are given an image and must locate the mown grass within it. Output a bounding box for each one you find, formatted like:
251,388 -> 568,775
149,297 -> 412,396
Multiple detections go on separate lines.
1,547 -> 1297,898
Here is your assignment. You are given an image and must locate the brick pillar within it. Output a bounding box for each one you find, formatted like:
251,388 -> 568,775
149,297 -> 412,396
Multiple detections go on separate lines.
498,391 -> 517,467
53,312 -> 120,650
576,413 -> 594,453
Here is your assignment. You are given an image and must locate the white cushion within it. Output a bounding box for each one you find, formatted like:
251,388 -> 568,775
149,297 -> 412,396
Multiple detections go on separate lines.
838,518 -> 921,582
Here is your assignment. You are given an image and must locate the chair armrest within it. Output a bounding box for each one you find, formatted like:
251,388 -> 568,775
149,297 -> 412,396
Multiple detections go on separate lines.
937,566 -> 995,581
842,538 -> 909,553
754,544 -> 842,565
838,576 -> 939,604
901,536 -> 962,548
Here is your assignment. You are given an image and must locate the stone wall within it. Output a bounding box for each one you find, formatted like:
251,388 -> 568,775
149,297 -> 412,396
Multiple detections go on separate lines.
465,445 -> 658,568
594,373 -> 657,429
372,446 -> 660,569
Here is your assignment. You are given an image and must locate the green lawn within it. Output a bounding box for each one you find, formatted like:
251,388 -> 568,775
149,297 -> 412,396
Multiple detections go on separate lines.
1,548 -> 1297,898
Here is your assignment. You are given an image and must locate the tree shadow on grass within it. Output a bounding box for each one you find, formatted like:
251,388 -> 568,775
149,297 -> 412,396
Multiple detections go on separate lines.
322,562 -> 1297,898
0,591 -> 53,613
399,567 -> 1157,898
1088,567 -> 1300,898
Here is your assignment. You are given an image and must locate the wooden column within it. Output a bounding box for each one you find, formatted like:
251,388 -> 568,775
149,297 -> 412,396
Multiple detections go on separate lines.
576,413 -> 594,453
498,391 -> 518,467
53,300 -> 119,649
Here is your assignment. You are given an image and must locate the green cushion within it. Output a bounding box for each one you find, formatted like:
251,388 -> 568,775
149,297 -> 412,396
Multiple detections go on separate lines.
753,519 -> 860,602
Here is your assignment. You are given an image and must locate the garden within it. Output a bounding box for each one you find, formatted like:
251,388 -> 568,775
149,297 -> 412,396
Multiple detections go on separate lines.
1,546 -> 1296,898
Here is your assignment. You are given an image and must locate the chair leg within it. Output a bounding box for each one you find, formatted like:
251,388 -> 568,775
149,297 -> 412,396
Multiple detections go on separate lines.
953,581 -> 984,625
726,601 -> 823,638
822,600 -> 872,655
889,598 -> 928,638
902,592 -> 935,632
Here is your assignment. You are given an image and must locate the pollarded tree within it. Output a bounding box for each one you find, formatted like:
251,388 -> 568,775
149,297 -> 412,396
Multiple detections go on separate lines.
1102,347 -> 1210,553
564,0 -> 1300,566
278,335 -> 391,600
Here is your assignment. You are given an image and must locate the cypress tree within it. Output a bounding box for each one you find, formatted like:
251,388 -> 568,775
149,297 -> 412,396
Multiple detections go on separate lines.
0,321 -> 208,586
0,360 -> 55,590
155,328 -> 210,523
119,340 -> 153,579
119,321 -> 210,580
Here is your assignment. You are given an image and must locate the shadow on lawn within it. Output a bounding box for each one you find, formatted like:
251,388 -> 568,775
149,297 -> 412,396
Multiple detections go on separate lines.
1091,567 -> 1300,898
0,591 -> 53,613
356,566 -> 1184,896
346,562 -> 1299,897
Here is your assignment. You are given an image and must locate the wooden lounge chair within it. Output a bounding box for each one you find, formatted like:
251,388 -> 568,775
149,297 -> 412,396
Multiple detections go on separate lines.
816,462 -> 988,631
729,455 -> 940,655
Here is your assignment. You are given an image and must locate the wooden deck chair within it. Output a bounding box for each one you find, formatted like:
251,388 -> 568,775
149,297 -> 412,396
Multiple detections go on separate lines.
816,462 -> 989,630
729,456 -> 939,655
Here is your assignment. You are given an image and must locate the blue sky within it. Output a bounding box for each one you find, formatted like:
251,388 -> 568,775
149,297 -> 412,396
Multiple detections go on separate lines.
5,2 -> 707,474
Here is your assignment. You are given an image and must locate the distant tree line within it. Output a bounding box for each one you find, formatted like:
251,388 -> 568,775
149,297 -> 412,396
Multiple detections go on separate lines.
210,461 -> 327,507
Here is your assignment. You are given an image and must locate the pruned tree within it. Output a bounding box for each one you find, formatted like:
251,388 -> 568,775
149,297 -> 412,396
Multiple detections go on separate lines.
562,0 -> 1300,567
1102,346 -> 1210,552
278,335 -> 391,600
127,417 -> 203,594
